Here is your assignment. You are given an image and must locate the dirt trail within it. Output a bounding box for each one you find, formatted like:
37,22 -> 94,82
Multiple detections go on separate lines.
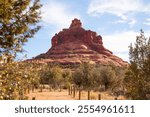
26,89 -> 74,100
26,89 -> 125,100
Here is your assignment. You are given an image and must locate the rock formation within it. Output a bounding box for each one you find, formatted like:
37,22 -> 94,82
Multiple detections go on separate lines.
33,18 -> 128,67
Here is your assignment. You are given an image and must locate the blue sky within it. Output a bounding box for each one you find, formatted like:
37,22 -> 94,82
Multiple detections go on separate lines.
20,0 -> 150,61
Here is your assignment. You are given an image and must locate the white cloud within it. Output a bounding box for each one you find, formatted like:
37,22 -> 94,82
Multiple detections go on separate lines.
143,18 -> 150,26
41,1 -> 81,31
103,31 -> 138,51
87,0 -> 150,26
114,18 -> 137,28
128,18 -> 137,27
102,31 -> 139,61
102,30 -> 150,61
147,18 -> 150,21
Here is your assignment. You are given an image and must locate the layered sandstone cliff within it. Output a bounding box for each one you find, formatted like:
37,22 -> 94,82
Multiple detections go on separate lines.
33,18 -> 127,67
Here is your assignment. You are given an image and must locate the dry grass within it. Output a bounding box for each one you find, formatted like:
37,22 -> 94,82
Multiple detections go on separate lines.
90,93 -> 97,100
74,90 -> 126,100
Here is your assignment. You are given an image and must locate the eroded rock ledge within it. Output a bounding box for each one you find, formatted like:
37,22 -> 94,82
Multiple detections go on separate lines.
32,18 -> 128,67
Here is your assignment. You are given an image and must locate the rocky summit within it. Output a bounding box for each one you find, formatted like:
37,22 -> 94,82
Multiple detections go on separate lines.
33,18 -> 128,67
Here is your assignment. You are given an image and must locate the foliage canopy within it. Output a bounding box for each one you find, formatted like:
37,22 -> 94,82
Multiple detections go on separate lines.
124,29 -> 150,99
0,0 -> 42,59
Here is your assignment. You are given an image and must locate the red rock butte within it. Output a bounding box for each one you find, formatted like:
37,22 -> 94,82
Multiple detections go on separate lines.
32,18 -> 128,67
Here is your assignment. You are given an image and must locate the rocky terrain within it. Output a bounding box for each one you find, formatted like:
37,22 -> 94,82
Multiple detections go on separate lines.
32,18 -> 128,67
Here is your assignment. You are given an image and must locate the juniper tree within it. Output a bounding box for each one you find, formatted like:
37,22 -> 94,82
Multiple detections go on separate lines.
0,0 -> 42,60
0,0 -> 42,100
73,63 -> 95,90
40,65 -> 63,89
124,29 -> 150,99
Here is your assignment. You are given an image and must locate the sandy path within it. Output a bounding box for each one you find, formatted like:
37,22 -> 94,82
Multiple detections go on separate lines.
26,89 -> 125,100
26,89 -> 74,100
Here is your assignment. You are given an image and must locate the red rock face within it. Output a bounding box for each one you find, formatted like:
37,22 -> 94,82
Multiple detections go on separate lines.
34,19 -> 128,67
69,18 -> 82,29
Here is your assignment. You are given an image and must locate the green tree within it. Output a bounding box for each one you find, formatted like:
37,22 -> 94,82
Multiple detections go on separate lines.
95,66 -> 116,91
0,0 -> 42,59
40,65 -> 63,89
50,66 -> 63,88
0,0 -> 42,100
124,29 -> 150,99
62,69 -> 72,89
73,63 -> 118,92
110,66 -> 126,95
73,63 -> 95,90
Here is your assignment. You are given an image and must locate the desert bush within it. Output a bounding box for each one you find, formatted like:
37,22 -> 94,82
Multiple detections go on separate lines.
0,61 -> 41,99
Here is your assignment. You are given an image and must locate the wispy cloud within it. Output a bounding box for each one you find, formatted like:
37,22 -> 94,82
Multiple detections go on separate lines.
102,30 -> 150,61
103,31 -> 138,52
102,31 -> 138,61
143,18 -> 150,26
41,1 -> 81,31
87,0 -> 150,26
114,18 -> 136,28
